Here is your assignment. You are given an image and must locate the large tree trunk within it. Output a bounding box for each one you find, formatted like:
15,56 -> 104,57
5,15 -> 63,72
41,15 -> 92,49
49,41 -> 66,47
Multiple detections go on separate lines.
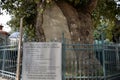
57,0 -> 97,44
35,0 -> 97,43
56,0 -> 101,75
36,0 -> 101,76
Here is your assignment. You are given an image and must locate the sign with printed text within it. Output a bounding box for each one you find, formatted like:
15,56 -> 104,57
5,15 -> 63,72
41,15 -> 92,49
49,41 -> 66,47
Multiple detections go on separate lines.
22,42 -> 62,80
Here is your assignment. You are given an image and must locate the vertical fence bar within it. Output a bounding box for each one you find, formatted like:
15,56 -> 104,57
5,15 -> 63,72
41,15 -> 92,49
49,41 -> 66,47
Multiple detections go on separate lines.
62,33 -> 66,80
101,34 -> 106,80
2,46 -> 5,77
16,17 -> 23,80
116,45 -> 120,70
2,35 -> 7,77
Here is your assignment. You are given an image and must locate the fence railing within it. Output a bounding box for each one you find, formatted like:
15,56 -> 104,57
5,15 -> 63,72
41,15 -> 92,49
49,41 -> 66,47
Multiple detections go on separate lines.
0,40 -> 120,80
63,39 -> 120,80
0,44 -> 18,79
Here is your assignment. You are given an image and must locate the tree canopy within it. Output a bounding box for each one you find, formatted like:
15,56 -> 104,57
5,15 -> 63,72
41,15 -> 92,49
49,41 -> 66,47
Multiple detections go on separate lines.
0,0 -> 120,41
0,0 -> 118,25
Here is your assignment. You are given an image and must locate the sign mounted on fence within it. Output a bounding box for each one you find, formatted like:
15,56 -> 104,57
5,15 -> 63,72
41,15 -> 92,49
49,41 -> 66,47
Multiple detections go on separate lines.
22,42 -> 62,80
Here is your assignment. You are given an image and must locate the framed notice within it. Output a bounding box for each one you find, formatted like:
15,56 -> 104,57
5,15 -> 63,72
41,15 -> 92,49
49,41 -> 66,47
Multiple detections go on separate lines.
22,42 -> 62,80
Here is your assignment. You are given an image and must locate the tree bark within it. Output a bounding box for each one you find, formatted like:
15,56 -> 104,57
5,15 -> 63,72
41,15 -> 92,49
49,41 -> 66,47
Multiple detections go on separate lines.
56,0 -> 98,44
112,19 -> 120,43
86,0 -> 98,13
35,2 -> 46,42
56,1 -> 81,43
56,0 -> 101,75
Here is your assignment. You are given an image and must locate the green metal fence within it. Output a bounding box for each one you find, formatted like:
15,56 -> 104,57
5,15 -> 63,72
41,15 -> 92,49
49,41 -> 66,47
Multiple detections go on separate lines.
63,38 -> 120,80
0,44 -> 18,79
0,38 -> 120,80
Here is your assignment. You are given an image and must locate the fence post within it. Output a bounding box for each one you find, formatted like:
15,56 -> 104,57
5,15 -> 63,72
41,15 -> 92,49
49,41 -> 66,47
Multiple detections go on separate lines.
116,45 -> 120,70
62,33 -> 66,80
101,33 -> 106,80
2,46 -> 6,77
16,17 -> 23,80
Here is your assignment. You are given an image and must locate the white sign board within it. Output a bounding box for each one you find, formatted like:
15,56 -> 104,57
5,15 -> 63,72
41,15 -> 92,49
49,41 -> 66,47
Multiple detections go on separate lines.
22,42 -> 62,80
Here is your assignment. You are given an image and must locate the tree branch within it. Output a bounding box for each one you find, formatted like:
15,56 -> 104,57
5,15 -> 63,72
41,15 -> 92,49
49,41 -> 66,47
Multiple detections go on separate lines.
86,0 -> 98,13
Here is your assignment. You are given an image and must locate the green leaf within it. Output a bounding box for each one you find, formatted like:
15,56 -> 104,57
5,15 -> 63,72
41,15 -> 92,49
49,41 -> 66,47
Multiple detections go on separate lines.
35,0 -> 39,3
